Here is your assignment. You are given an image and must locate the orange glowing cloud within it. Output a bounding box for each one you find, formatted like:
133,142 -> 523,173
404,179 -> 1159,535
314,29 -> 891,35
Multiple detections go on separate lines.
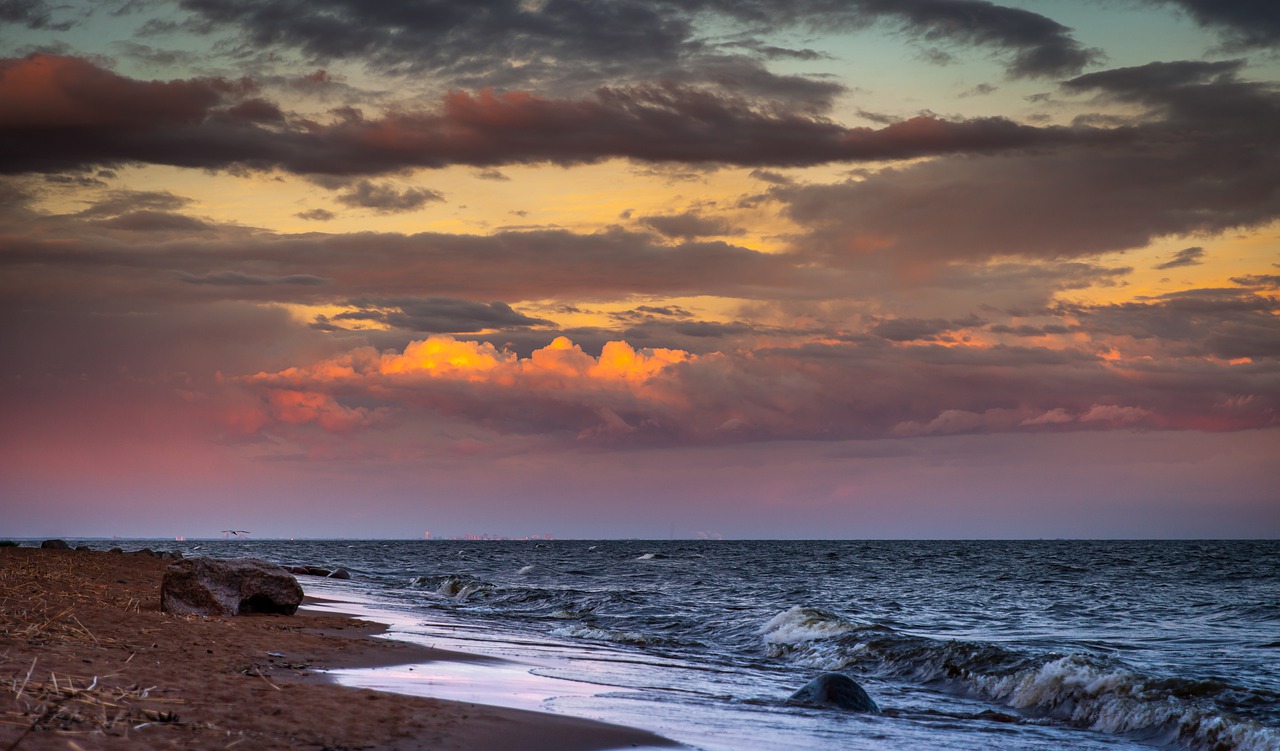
240,336 -> 697,435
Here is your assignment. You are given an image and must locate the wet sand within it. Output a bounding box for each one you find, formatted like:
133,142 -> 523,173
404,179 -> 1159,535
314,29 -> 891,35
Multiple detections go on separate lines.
0,546 -> 675,750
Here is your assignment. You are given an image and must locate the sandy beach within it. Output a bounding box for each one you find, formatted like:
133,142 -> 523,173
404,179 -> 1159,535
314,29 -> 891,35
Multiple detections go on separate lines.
0,546 -> 674,750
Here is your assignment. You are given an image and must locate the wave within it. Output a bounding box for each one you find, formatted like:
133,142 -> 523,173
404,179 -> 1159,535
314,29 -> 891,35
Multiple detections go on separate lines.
552,623 -> 675,647
409,574 -> 492,601
760,606 -> 1280,751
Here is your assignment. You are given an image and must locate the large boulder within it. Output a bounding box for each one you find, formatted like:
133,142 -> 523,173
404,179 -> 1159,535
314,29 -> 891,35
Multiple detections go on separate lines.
40,539 -> 71,549
161,557 -> 303,617
786,673 -> 880,713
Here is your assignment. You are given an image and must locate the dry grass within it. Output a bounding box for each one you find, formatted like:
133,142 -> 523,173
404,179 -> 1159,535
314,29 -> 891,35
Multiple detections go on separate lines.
0,556 -> 138,649
1,660 -> 199,748
0,551 -> 216,748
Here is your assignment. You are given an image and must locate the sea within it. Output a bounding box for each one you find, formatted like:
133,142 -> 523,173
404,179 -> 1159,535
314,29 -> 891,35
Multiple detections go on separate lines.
88,539 -> 1279,751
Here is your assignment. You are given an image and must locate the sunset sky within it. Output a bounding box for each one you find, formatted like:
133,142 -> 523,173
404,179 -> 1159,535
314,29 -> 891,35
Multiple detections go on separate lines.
2,0 -> 1277,539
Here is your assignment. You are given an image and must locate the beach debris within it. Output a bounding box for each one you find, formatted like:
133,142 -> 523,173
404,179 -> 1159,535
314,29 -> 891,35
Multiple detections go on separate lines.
39,540 -> 71,550
160,558 -> 303,617
786,672 -> 881,713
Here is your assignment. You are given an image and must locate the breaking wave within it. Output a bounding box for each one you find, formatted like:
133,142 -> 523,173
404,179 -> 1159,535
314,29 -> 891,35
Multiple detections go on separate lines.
761,606 -> 1280,751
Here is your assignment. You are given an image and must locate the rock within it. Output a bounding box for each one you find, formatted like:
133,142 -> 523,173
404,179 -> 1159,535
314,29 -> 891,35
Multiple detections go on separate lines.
109,547 -> 123,554
327,567 -> 352,580
786,673 -> 880,713
135,548 -> 155,557
75,545 -> 92,552
161,557 -> 304,617
40,539 -> 71,549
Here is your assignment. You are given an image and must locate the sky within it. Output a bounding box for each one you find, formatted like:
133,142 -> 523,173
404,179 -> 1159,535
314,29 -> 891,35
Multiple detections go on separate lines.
1,0 -> 1277,540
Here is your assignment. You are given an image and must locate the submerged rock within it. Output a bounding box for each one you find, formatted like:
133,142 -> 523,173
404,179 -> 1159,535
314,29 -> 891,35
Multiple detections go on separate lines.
326,567 -> 351,580
787,672 -> 880,713
161,557 -> 303,617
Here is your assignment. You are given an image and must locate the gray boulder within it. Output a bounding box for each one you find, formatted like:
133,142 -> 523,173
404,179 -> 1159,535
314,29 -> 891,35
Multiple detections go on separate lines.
787,672 -> 880,713
326,567 -> 352,580
161,557 -> 304,617
40,539 -> 71,549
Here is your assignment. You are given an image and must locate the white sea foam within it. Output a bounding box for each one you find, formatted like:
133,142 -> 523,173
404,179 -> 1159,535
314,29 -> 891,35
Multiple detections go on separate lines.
760,606 -> 856,647
518,564 -> 535,574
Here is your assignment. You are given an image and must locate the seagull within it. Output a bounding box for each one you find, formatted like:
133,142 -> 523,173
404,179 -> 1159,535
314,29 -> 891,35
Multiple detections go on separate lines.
221,530 -> 251,539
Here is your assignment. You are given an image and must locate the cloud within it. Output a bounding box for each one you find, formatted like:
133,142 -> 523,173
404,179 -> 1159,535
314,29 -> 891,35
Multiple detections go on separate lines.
1149,0 -> 1280,50
0,54 -> 1114,177
1231,273 -> 1280,289
0,0 -> 75,30
93,210 -> 212,232
1154,246 -> 1205,270
332,297 -> 552,333
0,221 -> 802,304
76,189 -> 192,217
846,0 -> 1101,79
173,0 -> 1099,92
1065,288 -> 1280,361
639,211 -> 742,239
175,271 -> 332,286
776,59 -> 1280,268
231,319 -> 1280,445
295,208 -> 336,221
334,180 -> 444,213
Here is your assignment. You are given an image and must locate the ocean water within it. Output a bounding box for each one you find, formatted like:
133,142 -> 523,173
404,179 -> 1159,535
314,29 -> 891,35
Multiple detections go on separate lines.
96,539 -> 1279,750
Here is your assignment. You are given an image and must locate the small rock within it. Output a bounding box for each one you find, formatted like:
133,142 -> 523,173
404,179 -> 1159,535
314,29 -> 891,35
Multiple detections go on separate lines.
787,673 -> 880,713
327,567 -> 352,580
40,539 -> 71,549
109,547 -> 123,554
75,545 -> 92,552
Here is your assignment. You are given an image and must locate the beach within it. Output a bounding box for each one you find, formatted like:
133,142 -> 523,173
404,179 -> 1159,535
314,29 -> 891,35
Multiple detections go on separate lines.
0,547 -> 673,750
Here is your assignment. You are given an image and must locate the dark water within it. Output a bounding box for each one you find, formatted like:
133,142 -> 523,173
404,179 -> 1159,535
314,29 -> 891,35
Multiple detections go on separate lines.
99,539 -> 1280,750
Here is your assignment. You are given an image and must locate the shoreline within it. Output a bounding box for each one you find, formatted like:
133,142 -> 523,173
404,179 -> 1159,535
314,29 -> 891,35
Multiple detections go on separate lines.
0,547 -> 676,750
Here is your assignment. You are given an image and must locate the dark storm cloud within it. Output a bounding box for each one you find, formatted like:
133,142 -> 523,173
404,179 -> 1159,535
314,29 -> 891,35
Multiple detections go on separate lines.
334,180 -> 444,213
333,297 -> 551,334
842,0 -> 1101,78
777,59 -> 1280,266
1150,0 -> 1280,50
174,0 -> 1097,90
0,55 -> 1111,177
1155,246 -> 1205,270
639,212 -> 742,239
0,0 -> 74,30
